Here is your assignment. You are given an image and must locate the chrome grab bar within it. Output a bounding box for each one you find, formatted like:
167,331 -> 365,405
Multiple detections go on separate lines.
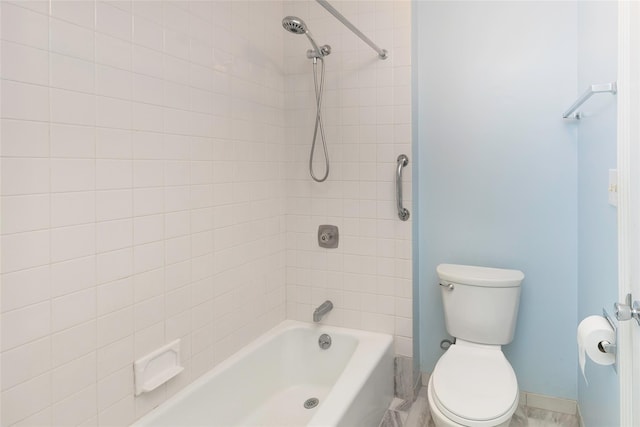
396,154 -> 410,221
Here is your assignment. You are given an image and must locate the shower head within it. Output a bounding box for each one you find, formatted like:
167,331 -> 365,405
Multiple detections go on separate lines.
282,16 -> 331,58
282,16 -> 307,35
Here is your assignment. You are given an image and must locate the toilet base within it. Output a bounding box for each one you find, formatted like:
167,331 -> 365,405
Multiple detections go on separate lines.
427,376 -> 514,427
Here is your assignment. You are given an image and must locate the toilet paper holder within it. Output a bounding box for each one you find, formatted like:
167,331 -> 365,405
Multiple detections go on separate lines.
601,308 -> 618,372
597,340 -> 616,355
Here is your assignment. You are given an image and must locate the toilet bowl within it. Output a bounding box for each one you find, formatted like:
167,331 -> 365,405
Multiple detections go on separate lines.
428,264 -> 524,427
427,340 -> 519,427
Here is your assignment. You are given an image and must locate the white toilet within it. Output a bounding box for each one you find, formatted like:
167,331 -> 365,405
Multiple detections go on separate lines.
427,264 -> 524,427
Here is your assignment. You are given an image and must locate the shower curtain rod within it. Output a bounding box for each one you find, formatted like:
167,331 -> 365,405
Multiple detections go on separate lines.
315,0 -> 388,59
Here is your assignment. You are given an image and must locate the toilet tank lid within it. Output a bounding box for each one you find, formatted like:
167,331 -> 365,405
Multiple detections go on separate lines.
437,264 -> 524,288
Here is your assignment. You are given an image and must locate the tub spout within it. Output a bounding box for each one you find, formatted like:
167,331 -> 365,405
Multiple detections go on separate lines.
313,300 -> 333,322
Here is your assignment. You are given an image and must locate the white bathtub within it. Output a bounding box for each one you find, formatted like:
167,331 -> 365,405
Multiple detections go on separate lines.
133,320 -> 394,427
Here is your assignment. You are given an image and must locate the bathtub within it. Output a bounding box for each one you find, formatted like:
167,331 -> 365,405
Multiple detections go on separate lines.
133,320 -> 394,427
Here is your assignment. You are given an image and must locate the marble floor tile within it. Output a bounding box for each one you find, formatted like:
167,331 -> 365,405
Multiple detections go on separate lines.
395,356 -> 417,401
379,409 -> 405,427
389,386 -> 580,427
526,407 -> 580,427
405,388 -> 431,427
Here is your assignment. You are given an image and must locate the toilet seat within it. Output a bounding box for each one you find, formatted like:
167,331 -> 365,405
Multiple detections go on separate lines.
431,342 -> 518,426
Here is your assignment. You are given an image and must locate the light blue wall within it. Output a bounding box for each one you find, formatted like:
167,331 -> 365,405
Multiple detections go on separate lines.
415,1 -> 579,399
576,2 -> 619,426
411,0 -> 422,390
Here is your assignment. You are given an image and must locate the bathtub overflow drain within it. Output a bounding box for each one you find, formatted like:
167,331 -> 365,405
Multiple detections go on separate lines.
304,398 -> 319,409
318,334 -> 332,349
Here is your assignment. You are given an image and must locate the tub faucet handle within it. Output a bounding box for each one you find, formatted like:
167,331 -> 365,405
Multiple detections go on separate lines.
318,225 -> 339,248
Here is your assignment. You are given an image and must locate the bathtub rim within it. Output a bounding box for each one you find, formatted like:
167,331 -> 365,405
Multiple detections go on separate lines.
308,322 -> 394,426
131,319 -> 394,427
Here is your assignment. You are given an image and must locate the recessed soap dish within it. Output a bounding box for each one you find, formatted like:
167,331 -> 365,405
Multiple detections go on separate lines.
134,339 -> 184,396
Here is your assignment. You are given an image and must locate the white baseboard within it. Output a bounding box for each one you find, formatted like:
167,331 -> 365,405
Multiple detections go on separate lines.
522,392 -> 577,415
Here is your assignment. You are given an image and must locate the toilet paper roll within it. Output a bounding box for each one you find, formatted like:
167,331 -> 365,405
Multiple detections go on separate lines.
577,315 -> 616,385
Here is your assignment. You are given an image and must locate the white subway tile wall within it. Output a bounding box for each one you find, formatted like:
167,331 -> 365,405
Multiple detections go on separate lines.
0,0 -> 411,425
282,0 -> 413,357
0,1 -> 287,425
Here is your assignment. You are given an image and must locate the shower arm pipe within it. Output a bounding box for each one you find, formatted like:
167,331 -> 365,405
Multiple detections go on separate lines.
315,0 -> 388,59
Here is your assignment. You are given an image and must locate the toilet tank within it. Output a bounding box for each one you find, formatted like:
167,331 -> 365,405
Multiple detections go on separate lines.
437,264 -> 524,345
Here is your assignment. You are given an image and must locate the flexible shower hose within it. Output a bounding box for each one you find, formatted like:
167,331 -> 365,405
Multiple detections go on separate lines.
310,57 -> 330,182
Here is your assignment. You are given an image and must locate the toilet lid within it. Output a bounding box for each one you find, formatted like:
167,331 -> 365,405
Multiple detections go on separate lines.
432,344 -> 518,423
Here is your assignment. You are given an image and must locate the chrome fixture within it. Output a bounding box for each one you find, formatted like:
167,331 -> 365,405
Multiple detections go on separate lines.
563,82 -> 617,119
614,293 -> 640,325
318,334 -> 332,350
282,16 -> 331,59
439,281 -> 454,291
602,307 -> 618,372
396,154 -> 410,221
282,16 -> 331,182
317,225 -> 338,248
440,339 -> 454,350
313,300 -> 333,322
304,397 -> 320,409
315,0 -> 388,59
598,340 -> 616,355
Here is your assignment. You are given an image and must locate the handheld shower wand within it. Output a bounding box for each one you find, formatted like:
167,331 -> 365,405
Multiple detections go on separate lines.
282,16 -> 331,182
282,16 -> 331,59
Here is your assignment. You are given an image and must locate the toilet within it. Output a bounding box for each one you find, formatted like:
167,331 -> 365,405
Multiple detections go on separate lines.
427,264 -> 524,427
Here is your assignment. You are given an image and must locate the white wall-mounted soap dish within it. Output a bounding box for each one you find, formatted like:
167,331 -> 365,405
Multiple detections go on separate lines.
134,339 -> 184,396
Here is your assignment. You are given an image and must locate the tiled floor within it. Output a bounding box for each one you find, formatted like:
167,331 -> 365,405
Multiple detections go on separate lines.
380,387 -> 580,427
